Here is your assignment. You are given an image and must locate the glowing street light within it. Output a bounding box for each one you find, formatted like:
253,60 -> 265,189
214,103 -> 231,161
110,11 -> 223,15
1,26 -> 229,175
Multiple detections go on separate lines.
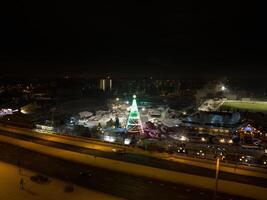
219,138 -> 225,143
221,85 -> 226,91
116,97 -> 120,101
142,107 -> 145,111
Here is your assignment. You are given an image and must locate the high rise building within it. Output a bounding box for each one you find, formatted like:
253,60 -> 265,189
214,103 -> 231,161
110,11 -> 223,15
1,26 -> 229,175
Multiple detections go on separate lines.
99,77 -> 112,91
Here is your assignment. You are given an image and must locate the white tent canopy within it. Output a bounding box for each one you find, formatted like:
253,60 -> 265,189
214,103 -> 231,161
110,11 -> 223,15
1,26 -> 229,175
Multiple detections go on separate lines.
79,111 -> 93,118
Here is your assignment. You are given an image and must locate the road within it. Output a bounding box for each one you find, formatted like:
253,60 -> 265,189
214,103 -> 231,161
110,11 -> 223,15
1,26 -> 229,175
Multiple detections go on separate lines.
0,126 -> 267,188
0,141 -> 251,200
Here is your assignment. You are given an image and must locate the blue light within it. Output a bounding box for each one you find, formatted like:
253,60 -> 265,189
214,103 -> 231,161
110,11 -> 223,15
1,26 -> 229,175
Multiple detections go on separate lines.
244,126 -> 252,132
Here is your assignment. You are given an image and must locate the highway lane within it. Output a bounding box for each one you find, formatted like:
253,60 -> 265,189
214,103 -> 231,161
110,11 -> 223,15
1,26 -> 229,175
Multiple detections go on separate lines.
0,141 -> 251,200
2,125 -> 267,174
0,129 -> 267,188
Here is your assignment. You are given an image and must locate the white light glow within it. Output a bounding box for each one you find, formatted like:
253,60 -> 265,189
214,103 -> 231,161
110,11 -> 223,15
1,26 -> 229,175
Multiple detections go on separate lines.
124,138 -> 131,145
104,135 -> 115,142
20,109 -> 28,114
179,136 -> 188,141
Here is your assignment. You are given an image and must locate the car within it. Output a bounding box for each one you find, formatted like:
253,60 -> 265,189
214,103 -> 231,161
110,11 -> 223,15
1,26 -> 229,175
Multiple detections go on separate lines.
64,185 -> 74,193
112,148 -> 125,154
253,139 -> 261,146
214,150 -> 226,160
239,155 -> 256,164
241,145 -> 259,150
166,144 -> 176,154
79,170 -> 92,178
195,150 -> 205,158
30,174 -> 49,184
197,133 -> 210,138
177,146 -> 187,154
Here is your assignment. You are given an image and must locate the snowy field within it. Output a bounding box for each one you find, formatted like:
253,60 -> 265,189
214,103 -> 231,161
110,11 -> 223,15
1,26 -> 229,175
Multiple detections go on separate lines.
222,100 -> 267,112
0,161 -> 123,200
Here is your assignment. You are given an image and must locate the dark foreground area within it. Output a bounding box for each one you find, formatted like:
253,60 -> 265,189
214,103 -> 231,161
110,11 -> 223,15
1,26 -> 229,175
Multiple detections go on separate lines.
0,142 -> 252,200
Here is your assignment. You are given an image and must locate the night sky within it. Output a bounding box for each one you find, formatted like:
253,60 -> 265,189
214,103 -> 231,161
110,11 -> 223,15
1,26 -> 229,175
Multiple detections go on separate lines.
0,2 -> 266,78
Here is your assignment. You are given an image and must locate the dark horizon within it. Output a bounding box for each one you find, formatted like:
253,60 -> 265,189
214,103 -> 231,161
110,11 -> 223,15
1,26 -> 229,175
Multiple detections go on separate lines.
1,64 -> 267,80
1,2 -> 266,78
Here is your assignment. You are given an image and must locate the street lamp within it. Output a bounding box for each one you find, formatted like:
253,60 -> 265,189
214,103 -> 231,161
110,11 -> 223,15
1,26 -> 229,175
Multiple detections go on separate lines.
221,85 -> 226,91
213,157 -> 221,200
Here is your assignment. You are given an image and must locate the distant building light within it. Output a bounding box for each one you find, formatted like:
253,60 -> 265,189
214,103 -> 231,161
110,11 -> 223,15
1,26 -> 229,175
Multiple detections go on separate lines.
36,124 -> 54,131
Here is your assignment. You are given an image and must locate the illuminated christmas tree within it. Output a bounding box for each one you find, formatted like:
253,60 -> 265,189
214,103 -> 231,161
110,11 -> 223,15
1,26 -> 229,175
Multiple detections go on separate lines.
126,95 -> 144,134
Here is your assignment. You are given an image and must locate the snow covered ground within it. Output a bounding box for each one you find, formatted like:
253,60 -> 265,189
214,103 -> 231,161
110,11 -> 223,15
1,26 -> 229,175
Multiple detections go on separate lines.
0,161 -> 123,200
198,99 -> 225,112
77,110 -> 128,128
